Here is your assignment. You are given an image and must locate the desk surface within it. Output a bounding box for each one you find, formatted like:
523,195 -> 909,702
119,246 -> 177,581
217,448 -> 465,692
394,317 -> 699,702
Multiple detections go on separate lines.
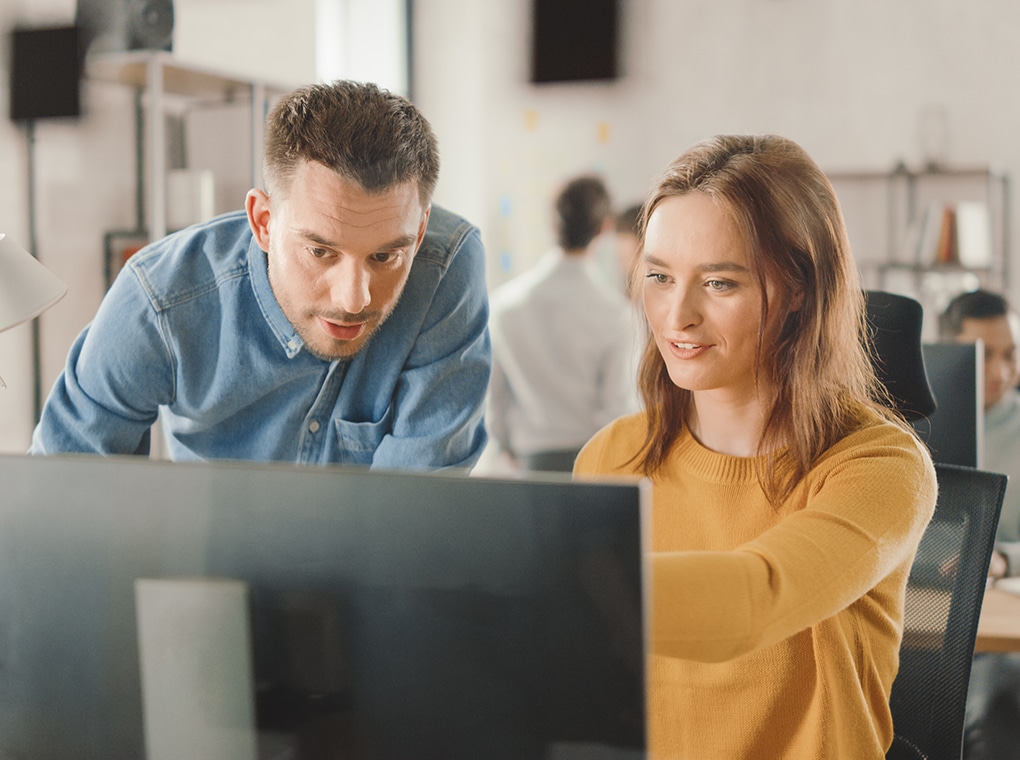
976,585 -> 1020,653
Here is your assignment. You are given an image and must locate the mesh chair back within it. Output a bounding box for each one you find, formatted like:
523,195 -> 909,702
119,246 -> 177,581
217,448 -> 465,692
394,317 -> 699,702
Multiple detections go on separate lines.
887,464 -> 1006,760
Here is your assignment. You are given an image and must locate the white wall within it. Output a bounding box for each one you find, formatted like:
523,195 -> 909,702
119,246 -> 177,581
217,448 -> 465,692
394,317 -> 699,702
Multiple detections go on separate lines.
2,0 -> 1020,450
316,0 -> 408,95
415,0 -> 1020,303
0,0 -> 138,450
172,0 -> 317,87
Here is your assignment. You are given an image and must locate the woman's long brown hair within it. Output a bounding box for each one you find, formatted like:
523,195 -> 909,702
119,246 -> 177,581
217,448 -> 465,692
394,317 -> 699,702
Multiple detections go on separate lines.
633,134 -> 906,505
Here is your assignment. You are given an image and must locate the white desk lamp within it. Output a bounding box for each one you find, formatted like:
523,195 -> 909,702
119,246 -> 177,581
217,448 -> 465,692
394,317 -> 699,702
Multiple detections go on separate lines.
0,233 -> 67,389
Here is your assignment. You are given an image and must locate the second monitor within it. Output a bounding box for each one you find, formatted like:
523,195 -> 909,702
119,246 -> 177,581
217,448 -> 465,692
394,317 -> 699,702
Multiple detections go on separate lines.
911,342 -> 983,467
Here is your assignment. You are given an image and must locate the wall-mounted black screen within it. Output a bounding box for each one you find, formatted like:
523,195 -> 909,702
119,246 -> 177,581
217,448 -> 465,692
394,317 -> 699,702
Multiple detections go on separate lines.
0,454 -> 647,759
8,26 -> 82,121
531,0 -> 619,83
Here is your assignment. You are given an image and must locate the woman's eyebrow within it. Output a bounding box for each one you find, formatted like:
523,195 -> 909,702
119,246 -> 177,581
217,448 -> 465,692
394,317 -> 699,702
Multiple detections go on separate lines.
642,252 -> 749,274
697,261 -> 750,273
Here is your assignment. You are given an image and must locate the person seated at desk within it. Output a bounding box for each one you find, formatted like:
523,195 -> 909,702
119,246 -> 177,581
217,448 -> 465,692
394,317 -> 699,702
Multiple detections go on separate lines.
487,174 -> 638,473
938,288 -> 1020,760
29,80 -> 490,469
573,134 -> 937,758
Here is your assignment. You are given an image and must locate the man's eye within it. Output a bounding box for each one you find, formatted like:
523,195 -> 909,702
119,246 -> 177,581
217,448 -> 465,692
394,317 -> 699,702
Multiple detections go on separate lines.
308,247 -> 329,258
373,251 -> 398,264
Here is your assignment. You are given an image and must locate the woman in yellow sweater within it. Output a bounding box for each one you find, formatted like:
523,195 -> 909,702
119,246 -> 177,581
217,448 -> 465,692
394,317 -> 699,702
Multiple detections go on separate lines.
574,134 -> 937,759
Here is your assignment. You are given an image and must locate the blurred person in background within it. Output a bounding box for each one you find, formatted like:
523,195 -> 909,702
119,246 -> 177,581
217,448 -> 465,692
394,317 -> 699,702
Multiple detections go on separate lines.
487,174 -> 639,472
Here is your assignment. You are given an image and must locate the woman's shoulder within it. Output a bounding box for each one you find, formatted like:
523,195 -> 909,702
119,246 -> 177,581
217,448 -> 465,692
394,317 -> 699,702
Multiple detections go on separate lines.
821,405 -> 934,477
574,412 -> 648,476
802,405 -> 938,533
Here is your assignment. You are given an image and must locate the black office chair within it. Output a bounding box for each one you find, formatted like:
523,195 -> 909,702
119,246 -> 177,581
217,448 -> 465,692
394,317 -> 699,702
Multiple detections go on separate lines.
865,290 -> 937,422
885,464 -> 1006,760
865,292 -> 1008,760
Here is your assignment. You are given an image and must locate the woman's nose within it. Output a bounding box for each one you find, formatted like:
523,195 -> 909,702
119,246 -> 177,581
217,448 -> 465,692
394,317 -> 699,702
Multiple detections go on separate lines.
667,285 -> 701,330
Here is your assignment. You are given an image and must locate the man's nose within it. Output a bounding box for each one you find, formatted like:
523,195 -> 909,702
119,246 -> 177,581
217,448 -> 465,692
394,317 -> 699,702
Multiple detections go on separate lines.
329,259 -> 371,315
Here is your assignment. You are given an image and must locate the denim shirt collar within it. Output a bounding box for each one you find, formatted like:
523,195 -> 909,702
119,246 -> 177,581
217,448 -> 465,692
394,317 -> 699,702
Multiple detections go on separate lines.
247,237 -> 305,359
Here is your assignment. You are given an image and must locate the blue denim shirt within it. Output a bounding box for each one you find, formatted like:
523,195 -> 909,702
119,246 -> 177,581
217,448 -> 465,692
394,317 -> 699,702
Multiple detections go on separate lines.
30,206 -> 490,469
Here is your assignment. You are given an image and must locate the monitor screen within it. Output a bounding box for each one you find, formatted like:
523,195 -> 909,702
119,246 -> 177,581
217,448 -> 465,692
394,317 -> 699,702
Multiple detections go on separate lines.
0,454 -> 647,759
911,342 -> 982,467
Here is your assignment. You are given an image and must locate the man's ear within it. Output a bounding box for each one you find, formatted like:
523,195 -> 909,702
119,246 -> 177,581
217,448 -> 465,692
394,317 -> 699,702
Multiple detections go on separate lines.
415,204 -> 432,250
246,189 -> 272,252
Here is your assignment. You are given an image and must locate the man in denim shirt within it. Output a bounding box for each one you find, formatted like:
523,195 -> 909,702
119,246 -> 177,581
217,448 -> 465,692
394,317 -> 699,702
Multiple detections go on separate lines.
30,81 -> 490,469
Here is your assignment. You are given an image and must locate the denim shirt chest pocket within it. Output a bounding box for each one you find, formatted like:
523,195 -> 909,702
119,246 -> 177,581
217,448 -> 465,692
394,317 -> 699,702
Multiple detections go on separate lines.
333,403 -> 395,466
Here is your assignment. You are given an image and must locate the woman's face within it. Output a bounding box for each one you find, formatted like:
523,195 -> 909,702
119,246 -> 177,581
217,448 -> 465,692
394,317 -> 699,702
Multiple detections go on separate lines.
642,192 -> 772,406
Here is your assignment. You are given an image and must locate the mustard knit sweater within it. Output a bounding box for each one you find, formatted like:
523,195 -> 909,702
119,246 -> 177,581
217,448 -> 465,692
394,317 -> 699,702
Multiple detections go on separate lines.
574,409 -> 937,759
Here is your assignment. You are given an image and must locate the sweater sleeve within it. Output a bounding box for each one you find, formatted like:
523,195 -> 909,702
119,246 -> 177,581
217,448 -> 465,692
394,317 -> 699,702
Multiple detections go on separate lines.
30,263 -> 172,455
576,419 -> 938,664
650,430 -> 936,662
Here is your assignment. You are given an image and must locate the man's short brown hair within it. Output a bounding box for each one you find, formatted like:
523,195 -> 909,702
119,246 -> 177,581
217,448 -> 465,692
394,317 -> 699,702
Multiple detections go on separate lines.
264,80 -> 439,206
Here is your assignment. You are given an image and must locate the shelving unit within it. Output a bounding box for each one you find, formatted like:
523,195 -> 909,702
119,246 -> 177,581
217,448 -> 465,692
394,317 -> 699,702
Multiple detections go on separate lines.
86,50 -> 294,243
828,164 -> 1011,323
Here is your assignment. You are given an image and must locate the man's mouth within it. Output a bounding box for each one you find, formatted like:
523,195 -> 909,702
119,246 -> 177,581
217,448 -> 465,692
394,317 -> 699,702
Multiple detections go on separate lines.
319,318 -> 367,341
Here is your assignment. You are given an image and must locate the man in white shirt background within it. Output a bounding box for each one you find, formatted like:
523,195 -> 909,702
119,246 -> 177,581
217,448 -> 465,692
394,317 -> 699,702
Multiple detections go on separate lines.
486,175 -> 639,472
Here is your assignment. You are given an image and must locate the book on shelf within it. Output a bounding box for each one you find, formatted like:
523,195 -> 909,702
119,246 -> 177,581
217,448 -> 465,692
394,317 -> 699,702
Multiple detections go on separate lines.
914,201 -> 993,268
934,205 -> 956,264
912,203 -> 945,265
955,201 -> 993,267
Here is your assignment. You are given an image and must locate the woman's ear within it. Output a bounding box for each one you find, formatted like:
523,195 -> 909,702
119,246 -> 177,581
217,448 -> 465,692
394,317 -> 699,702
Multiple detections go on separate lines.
246,189 -> 272,252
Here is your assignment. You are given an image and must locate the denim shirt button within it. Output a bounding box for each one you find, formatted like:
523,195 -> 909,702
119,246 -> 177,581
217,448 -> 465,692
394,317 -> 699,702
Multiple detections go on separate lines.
308,421 -> 320,434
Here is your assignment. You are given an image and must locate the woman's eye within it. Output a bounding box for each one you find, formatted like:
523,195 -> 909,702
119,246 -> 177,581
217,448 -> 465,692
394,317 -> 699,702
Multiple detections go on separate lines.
645,272 -> 669,284
707,279 -> 734,291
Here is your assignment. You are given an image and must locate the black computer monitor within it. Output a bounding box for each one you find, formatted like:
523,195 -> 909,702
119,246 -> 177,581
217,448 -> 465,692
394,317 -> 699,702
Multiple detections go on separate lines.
0,454 -> 647,759
911,342 -> 983,467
